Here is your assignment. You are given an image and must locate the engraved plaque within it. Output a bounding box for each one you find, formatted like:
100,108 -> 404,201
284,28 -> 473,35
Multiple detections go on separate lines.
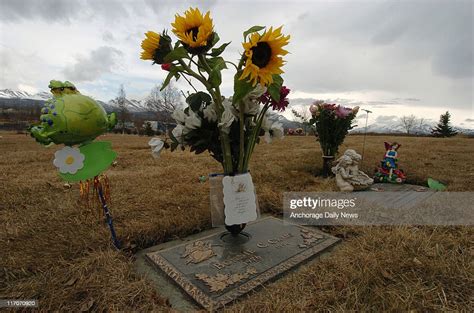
146,217 -> 340,310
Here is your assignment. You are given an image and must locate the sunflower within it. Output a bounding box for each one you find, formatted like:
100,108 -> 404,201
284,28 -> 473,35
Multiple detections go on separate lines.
140,31 -> 172,64
171,8 -> 214,53
239,26 -> 290,86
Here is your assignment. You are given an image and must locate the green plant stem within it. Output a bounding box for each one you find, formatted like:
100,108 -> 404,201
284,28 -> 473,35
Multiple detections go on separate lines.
178,59 -> 210,90
242,104 -> 270,170
180,74 -> 198,93
237,101 -> 245,173
196,54 -> 233,175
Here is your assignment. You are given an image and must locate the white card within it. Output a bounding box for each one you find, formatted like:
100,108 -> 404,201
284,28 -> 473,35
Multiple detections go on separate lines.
223,173 -> 258,225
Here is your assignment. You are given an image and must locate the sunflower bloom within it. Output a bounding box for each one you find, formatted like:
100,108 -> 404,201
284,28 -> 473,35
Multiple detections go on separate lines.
171,8 -> 214,50
239,26 -> 290,86
140,31 -> 161,60
140,31 -> 172,64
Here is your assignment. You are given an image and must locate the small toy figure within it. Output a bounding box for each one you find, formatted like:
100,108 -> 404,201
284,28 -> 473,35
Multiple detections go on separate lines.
374,142 -> 406,183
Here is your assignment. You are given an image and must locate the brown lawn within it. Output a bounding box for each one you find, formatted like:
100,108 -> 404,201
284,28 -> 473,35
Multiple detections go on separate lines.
0,132 -> 473,311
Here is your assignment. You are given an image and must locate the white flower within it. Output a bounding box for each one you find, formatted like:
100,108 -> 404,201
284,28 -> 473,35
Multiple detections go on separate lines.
148,137 -> 164,159
171,109 -> 187,125
172,124 -> 185,142
262,119 -> 284,143
203,102 -> 218,122
272,122 -> 285,139
218,108 -> 235,134
184,112 -> 201,130
223,97 -> 239,116
53,146 -> 85,174
261,116 -> 272,131
248,84 -> 267,99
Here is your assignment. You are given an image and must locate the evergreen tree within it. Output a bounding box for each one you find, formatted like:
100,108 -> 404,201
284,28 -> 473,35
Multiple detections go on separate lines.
144,122 -> 155,137
116,84 -> 129,135
432,111 -> 458,137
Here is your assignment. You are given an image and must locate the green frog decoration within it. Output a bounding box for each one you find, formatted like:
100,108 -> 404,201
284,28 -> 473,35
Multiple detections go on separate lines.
28,80 -> 120,248
30,81 -> 117,146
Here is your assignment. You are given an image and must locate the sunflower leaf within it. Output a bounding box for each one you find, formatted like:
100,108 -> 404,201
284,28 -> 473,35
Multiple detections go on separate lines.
210,42 -> 231,57
267,75 -> 284,102
164,46 -> 188,63
211,33 -> 220,47
160,66 -> 182,91
233,74 -> 253,104
207,57 -> 227,71
209,66 -> 222,88
186,92 -> 212,112
243,26 -> 265,40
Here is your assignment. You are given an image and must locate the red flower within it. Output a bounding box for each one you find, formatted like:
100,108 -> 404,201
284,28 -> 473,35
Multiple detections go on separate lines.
259,86 -> 291,112
322,103 -> 336,110
161,63 -> 172,71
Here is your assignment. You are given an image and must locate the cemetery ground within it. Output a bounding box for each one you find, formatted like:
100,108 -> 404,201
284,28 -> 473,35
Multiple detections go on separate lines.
0,131 -> 473,311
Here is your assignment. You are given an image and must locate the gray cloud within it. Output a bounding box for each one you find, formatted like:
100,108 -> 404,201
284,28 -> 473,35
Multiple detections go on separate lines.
286,0 -> 472,98
144,0 -> 217,14
102,31 -> 115,42
62,46 -> 122,82
0,0 -> 80,22
465,118 -> 474,122
0,0 -> 131,23
375,115 -> 399,124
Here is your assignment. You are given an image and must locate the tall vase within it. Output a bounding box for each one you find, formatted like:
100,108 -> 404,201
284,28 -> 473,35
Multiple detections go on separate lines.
209,173 -> 257,236
322,155 -> 335,178
225,223 -> 247,236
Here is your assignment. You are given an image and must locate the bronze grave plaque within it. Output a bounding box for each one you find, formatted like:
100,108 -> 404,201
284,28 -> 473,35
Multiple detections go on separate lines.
146,217 -> 340,310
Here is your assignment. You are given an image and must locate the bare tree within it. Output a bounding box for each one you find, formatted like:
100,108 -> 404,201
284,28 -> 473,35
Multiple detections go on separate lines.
145,82 -> 182,127
116,84 -> 129,134
291,106 -> 312,135
415,117 -> 429,135
399,114 -> 417,135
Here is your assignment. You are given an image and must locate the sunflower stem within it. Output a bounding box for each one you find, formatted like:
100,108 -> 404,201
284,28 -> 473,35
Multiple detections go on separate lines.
237,100 -> 245,173
178,59 -> 210,90
192,55 -> 234,175
243,104 -> 270,170
225,61 -> 239,70
181,74 -> 198,93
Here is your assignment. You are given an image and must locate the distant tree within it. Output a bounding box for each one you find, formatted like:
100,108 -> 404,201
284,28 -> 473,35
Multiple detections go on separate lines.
116,84 -> 129,134
399,115 -> 417,135
144,122 -> 155,137
145,82 -> 182,127
291,106 -> 312,135
432,111 -> 458,137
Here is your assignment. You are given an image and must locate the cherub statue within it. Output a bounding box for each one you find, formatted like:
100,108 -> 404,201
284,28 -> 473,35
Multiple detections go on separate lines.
332,149 -> 374,192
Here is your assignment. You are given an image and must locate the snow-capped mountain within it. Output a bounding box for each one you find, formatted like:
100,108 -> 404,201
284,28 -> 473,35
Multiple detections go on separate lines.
351,121 -> 474,135
0,88 -> 51,100
0,88 -> 147,112
107,98 -> 147,112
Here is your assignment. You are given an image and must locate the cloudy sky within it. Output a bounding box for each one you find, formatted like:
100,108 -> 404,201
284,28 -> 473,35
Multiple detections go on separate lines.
0,0 -> 472,126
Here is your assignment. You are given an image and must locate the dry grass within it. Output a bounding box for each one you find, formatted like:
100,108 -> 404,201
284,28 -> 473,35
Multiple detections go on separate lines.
0,132 -> 473,311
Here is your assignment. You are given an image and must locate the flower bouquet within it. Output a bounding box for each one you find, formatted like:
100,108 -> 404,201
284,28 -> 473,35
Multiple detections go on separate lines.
308,101 -> 358,177
141,8 -> 290,234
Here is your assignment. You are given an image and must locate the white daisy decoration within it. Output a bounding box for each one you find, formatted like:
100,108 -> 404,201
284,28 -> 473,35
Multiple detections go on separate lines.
53,146 -> 85,174
148,137 -> 164,159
